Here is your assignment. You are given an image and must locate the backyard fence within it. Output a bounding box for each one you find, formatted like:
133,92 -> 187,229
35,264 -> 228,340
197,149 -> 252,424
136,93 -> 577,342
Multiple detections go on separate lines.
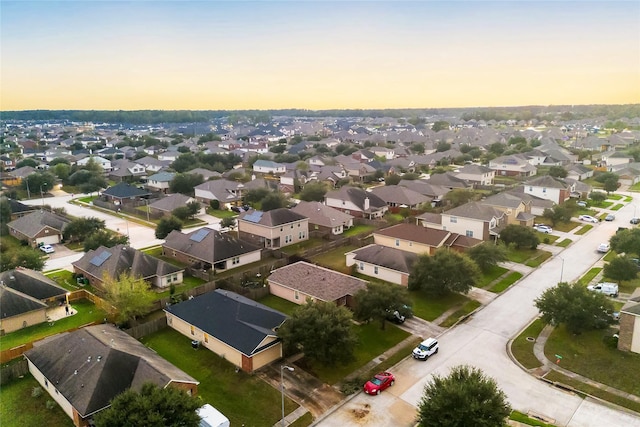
125,316 -> 168,340
0,359 -> 29,386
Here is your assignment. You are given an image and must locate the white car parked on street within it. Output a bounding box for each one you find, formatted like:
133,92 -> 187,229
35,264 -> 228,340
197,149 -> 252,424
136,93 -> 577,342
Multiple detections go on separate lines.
579,214 -> 599,223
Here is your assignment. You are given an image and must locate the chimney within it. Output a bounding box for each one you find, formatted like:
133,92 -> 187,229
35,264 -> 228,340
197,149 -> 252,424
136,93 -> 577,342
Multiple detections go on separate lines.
364,197 -> 370,211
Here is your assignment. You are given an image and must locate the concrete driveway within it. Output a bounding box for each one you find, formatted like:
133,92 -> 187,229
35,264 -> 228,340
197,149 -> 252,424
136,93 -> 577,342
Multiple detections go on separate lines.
317,198 -> 640,427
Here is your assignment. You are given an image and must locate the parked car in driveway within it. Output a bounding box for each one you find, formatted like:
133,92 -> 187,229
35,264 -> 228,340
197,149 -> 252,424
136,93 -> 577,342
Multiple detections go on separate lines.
363,372 -> 395,395
587,282 -> 619,298
577,201 -> 588,207
39,244 -> 55,254
579,214 -> 598,223
412,337 -> 439,360
533,224 -> 553,234
605,214 -> 615,221
597,242 -> 610,253
631,217 -> 640,225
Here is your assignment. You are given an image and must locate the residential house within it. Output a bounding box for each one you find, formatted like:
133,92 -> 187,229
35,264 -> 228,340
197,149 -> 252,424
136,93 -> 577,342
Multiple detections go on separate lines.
398,179 -> 449,205
346,245 -> 417,286
108,159 -> 146,182
8,165 -> 37,185
0,155 -> 17,171
618,288 -> 640,354
564,164 -> 594,181
324,186 -> 388,219
134,156 -> 172,173
454,164 -> 495,186
7,210 -> 71,247
163,227 -> 261,273
146,171 -> 175,193
165,289 -> 286,373
369,185 -> 430,212
100,182 -> 151,205
481,192 -> 535,226
0,268 -> 68,334
418,201 -> 506,241
373,223 -> 481,255
267,261 -> 367,308
0,197 -> 35,219
186,167 -> 222,181
72,244 -> 184,290
76,156 -> 112,173
148,193 -> 197,217
290,201 -> 354,236
194,179 -> 245,209
611,166 -> 640,186
237,208 -> 309,249
25,325 -> 198,427
602,151 -> 633,168
253,159 -> 286,175
523,175 -> 574,205
489,154 -> 537,177
425,172 -> 471,190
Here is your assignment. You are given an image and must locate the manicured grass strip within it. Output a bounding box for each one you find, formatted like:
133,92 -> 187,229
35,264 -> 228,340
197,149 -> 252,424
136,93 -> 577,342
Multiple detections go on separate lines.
549,221 -> 579,232
0,374 -> 73,427
574,225 -> 592,235
477,265 -> 508,287
555,238 -> 572,247
0,300 -> 108,351
544,371 -> 640,414
575,267 -> 602,287
611,203 -> 624,211
343,224 -> 376,237
206,209 -> 237,219
489,272 -> 523,293
289,412 -> 314,427
310,244 -> 360,273
623,196 -> 633,202
603,251 -> 617,262
141,328 -> 298,427
279,238 -> 326,255
525,251 -> 552,267
544,326 -> 640,396
310,322 -> 410,384
155,276 -> 206,299
510,410 -> 557,427
606,194 -> 622,200
510,318 -> 545,370
409,291 -> 469,321
439,300 -> 482,328
537,233 -> 559,243
258,294 -> 301,316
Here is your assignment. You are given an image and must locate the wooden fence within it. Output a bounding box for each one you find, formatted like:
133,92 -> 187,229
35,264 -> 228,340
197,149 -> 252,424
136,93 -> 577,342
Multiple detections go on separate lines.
0,359 -> 29,386
125,316 -> 168,340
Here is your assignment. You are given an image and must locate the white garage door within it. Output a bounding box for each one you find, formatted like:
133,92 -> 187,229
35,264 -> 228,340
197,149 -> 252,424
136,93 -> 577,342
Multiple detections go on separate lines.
36,235 -> 60,245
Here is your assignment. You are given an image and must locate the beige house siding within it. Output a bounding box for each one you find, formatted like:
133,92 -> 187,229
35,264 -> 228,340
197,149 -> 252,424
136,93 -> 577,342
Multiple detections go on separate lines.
373,234 -> 433,255
251,338 -> 282,371
441,216 -> 486,240
27,361 -> 77,423
618,313 -> 640,354
0,309 -> 47,334
156,271 -> 184,289
239,219 -> 309,249
346,256 -> 407,286
269,283 -> 316,305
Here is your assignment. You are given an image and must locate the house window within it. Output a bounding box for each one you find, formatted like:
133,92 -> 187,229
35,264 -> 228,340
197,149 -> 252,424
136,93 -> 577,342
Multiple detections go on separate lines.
542,187 -> 547,193
294,290 -> 299,300
374,266 -> 379,275
291,225 -> 294,229
466,230 -> 474,237
359,262 -> 364,270
204,334 -> 209,343
190,326 -> 195,336
298,223 -> 300,227
450,217 -> 457,223
395,239 -> 400,246
232,257 -> 240,265
528,186 -> 533,191
167,316 -> 172,325
44,379 -> 48,388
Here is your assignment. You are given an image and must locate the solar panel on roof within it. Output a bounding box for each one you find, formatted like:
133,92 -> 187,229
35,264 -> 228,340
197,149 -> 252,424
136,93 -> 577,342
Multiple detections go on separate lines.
89,250 -> 112,267
243,211 -> 263,223
189,228 -> 211,242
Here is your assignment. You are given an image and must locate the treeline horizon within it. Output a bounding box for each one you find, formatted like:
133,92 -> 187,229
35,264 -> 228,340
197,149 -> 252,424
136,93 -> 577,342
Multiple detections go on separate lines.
1,104 -> 638,125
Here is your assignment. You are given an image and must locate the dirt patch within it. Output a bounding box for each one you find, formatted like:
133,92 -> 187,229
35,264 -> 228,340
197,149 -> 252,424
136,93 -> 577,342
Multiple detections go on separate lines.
351,403 -> 370,419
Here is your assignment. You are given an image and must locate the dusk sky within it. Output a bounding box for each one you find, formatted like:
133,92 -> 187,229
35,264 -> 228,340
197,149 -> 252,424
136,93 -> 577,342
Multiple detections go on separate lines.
2,1 -> 639,110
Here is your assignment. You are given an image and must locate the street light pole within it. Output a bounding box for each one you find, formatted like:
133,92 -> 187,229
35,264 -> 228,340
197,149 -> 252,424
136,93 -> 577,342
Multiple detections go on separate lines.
281,365 -> 294,427
40,183 -> 47,207
559,257 -> 564,283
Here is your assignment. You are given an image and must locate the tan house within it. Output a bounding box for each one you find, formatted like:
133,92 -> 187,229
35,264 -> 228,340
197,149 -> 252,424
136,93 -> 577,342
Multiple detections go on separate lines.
165,289 -> 287,373
454,164 -> 495,186
374,223 -> 453,255
346,245 -> 417,286
7,210 -> 71,247
267,261 -> 367,308
418,201 -> 506,241
291,201 -> 354,236
618,288 -> 640,354
237,208 -> 309,249
481,192 -> 535,226
25,325 -> 198,427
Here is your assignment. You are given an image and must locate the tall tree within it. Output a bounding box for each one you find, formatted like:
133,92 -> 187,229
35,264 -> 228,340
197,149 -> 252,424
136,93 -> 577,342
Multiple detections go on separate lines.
278,301 -> 357,366
83,230 -> 129,252
603,256 -> 638,283
0,247 -> 46,271
548,166 -> 568,178
169,173 -> 204,196
408,250 -> 479,296
499,224 -> 539,249
610,228 -> 640,256
261,192 -> 288,211
541,205 -> 573,226
94,383 -> 201,427
467,242 -> 507,272
63,217 -> 105,243
535,282 -> 615,334
155,216 -> 183,239
353,282 -> 412,330
299,182 -> 327,202
416,365 -> 511,427
102,271 -> 155,324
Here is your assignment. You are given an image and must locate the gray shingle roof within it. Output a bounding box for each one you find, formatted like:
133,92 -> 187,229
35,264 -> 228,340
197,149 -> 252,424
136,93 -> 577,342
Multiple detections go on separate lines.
325,186 -> 387,212
0,286 -> 47,318
102,182 -> 151,199
0,268 -> 67,300
347,244 -> 417,274
290,201 -> 353,228
238,208 -> 307,227
149,193 -> 193,212
163,227 -> 260,264
370,185 -> 430,206
7,210 -> 71,238
164,289 -> 286,356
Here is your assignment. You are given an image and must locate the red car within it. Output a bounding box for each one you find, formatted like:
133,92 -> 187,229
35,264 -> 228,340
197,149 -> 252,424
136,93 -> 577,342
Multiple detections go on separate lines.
363,372 -> 395,395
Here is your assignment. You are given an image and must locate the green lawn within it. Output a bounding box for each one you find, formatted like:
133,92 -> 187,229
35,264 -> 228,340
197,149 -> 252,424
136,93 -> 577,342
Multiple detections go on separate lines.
606,194 -> 622,200
524,251 -> 552,267
408,291 -> 469,322
439,300 -> 482,327
476,265 -> 509,288
510,318 -> 545,370
0,300 -> 108,351
45,269 -> 82,292
77,195 -> 97,203
510,410 -> 557,427
206,209 -> 237,219
305,322 -> 410,384
155,276 -> 207,299
506,248 -> 551,267
257,294 -> 301,316
536,233 -> 559,244
343,224 -> 376,237
547,221 -> 578,233
489,272 -> 523,293
573,224 -> 593,235
544,325 -> 640,396
0,374 -> 73,427
141,328 -> 298,427
575,267 -> 602,287
630,182 -> 640,192
555,238 -> 572,247
289,412 -> 314,427
279,238 -> 325,255
610,203 -> 624,211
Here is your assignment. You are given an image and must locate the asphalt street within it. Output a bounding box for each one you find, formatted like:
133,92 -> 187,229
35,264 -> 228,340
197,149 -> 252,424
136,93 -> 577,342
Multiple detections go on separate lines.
317,196 -> 640,427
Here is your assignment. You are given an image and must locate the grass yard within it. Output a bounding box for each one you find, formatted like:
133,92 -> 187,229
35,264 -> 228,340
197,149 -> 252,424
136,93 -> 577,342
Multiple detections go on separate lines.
489,272 -> 523,293
45,269 -> 81,292
343,224 -> 376,237
141,245 -> 163,257
623,196 -> 633,202
524,251 -> 552,267
0,300 -> 108,351
510,410 -> 557,427
0,374 -> 73,427
279,238 -> 325,255
257,294 -> 301,316
536,233 -> 559,244
439,300 -> 482,327
141,328 -> 298,427
547,221 -> 579,233
573,224 -> 593,235
507,248 -> 551,266
555,238 -> 572,247
610,203 -> 624,211
602,251 -> 617,262
207,209 -> 237,219
476,265 -> 509,288
630,182 -> 640,192
303,322 -> 410,385
309,244 -> 359,273
575,267 -> 602,287
155,275 -> 207,299
606,194 -> 623,200
510,318 -> 545,370
408,291 -> 469,322
289,412 -> 314,427
544,326 -> 640,396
